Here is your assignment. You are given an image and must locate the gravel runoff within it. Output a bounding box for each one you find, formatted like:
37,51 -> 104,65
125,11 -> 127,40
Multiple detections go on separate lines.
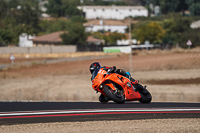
0,118 -> 199,133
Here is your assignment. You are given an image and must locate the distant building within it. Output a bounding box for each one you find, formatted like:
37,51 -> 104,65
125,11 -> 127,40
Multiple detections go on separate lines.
32,31 -> 65,46
117,39 -> 137,45
19,33 -> 35,47
84,19 -> 136,33
78,6 -> 148,20
190,20 -> 200,29
86,36 -> 104,45
32,31 -> 102,46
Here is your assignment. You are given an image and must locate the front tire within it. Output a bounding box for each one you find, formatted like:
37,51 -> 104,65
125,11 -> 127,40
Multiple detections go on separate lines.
137,85 -> 152,103
103,85 -> 125,104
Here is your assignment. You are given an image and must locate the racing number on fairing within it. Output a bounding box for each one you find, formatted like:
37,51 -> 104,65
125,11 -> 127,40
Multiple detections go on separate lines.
98,69 -> 105,74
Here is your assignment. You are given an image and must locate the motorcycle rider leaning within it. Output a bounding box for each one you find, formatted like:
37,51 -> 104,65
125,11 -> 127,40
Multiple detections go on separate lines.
89,62 -> 146,103
89,62 -> 144,91
90,62 -> 151,104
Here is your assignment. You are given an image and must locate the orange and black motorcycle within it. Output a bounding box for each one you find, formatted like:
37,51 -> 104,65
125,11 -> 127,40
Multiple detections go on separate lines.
91,67 -> 152,104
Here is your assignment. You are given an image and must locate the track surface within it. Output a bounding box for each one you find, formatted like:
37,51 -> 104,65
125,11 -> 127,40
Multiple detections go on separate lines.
0,102 -> 200,125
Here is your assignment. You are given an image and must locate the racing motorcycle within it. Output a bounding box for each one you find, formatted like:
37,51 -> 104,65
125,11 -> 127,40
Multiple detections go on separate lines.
91,67 -> 152,104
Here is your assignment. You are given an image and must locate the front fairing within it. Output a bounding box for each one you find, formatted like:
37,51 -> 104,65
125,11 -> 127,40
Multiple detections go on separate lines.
105,74 -> 141,101
92,68 -> 107,91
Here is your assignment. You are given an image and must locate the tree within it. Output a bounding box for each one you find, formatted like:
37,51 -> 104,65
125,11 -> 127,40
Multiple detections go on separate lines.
178,29 -> 200,48
63,0 -> 82,17
0,0 -> 40,45
91,32 -> 127,45
16,1 -> 40,34
134,21 -> 165,43
107,32 -> 126,45
45,0 -> 82,17
188,3 -> 200,16
92,32 -> 109,44
149,0 -> 188,14
162,19 -> 178,44
45,0 -> 63,17
39,18 -> 69,34
70,15 -> 87,23
160,0 -> 180,14
0,28 -> 14,45
0,0 -> 7,18
60,21 -> 87,45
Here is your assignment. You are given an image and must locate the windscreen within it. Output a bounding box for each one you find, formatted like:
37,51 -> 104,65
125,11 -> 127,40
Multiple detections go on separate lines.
92,67 -> 100,80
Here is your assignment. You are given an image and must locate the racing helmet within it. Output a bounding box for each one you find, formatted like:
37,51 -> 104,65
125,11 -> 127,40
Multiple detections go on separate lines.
89,62 -> 101,74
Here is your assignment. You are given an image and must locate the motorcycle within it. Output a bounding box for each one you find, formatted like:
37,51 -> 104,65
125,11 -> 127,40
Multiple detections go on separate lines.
91,67 -> 152,104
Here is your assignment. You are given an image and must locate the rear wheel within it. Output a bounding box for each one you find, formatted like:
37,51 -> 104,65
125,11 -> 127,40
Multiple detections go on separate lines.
103,85 -> 125,104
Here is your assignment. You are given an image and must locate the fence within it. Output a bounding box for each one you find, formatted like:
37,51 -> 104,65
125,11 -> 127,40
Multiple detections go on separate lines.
76,45 -> 103,52
0,44 -> 164,54
0,45 -> 76,54
77,44 -> 162,52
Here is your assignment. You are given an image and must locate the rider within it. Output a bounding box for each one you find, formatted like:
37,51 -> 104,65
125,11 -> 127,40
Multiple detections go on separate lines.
89,62 -> 147,103
89,62 -> 140,88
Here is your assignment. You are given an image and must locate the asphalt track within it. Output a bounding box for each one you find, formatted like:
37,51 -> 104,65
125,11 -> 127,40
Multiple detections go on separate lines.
0,102 -> 200,125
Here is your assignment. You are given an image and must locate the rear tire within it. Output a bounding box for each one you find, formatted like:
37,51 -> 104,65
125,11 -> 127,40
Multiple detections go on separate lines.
103,85 -> 125,104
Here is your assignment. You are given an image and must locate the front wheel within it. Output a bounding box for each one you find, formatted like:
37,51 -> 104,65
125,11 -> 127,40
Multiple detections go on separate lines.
103,85 -> 125,104
138,85 -> 152,104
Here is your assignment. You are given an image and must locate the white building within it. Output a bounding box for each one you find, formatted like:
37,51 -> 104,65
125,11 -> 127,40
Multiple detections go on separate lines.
117,39 -> 137,45
78,6 -> 148,20
190,20 -> 200,29
19,33 -> 35,47
84,19 -> 134,33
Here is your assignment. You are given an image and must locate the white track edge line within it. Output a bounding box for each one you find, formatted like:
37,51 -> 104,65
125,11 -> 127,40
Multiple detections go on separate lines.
0,108 -> 200,117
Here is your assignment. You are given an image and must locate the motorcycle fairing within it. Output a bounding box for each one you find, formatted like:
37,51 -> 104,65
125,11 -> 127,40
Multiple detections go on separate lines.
105,73 -> 141,101
92,68 -> 141,101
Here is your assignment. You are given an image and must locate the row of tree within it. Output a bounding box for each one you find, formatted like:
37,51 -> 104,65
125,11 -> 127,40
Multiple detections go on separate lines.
0,0 -> 40,45
85,12 -> 200,48
46,0 -> 200,17
0,0 -> 200,48
132,14 -> 200,48
147,0 -> 200,16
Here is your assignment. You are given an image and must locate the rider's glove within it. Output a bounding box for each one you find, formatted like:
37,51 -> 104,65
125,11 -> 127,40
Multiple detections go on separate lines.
131,80 -> 139,85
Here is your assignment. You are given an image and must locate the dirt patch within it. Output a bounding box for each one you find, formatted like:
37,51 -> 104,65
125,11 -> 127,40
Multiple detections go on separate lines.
0,51 -> 200,79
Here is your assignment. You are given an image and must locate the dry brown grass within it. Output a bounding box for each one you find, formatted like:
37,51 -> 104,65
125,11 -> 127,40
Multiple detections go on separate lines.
0,48 -> 200,102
